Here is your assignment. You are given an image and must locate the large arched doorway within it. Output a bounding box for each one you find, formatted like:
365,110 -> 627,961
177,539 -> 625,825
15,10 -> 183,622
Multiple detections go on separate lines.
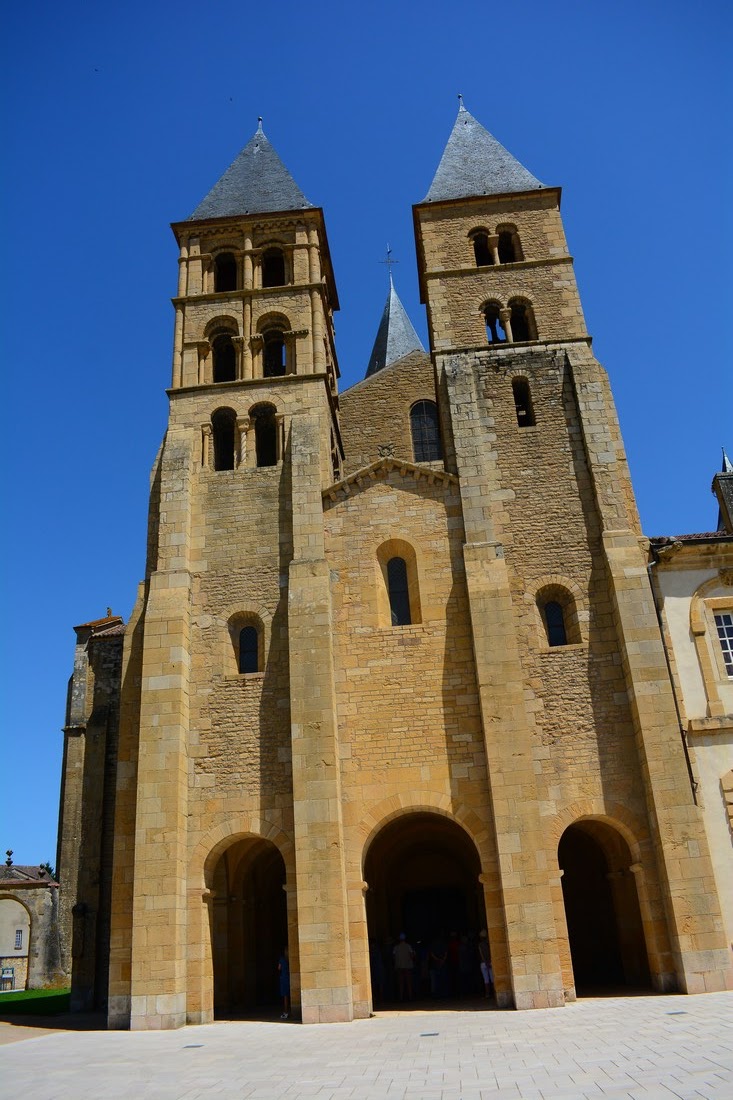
209,837 -> 287,1018
364,812 -> 487,1006
559,820 -> 651,994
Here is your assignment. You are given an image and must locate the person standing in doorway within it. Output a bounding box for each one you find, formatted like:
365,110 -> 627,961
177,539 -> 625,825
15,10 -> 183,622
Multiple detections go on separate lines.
478,930 -> 493,999
393,933 -> 415,1001
278,945 -> 290,1019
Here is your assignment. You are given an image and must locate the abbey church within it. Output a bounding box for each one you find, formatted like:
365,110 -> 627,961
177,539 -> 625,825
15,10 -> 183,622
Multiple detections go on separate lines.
55,106 -> 733,1028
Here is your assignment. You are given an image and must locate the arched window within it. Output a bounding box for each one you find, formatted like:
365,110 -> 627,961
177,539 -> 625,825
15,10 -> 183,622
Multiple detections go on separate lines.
262,248 -> 286,288
214,252 -> 238,292
251,403 -> 278,467
544,601 -> 567,646
263,329 -> 287,377
484,301 -> 506,344
508,298 -> 536,343
410,401 -> 442,462
497,226 -> 523,264
238,625 -> 259,673
387,557 -> 411,626
212,333 -> 236,382
537,585 -> 580,647
512,377 -> 535,427
211,407 -> 237,471
471,231 -> 493,267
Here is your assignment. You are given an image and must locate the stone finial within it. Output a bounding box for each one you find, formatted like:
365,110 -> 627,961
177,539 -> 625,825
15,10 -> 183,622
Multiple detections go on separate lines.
5,850 -> 12,866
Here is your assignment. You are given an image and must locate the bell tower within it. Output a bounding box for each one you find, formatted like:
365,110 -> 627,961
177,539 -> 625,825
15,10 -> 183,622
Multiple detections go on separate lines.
413,103 -> 732,1007
107,122 -> 351,1029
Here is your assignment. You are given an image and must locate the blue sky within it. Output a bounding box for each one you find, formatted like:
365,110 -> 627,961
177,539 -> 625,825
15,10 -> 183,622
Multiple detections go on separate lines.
1,1 -> 731,865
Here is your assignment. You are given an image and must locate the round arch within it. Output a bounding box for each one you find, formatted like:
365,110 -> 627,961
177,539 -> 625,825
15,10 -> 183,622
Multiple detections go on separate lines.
557,815 -> 652,993
193,824 -> 293,1020
361,804 -> 490,1006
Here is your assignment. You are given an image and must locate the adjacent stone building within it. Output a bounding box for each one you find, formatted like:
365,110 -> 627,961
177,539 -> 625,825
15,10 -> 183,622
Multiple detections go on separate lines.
57,105 -> 733,1028
0,860 -> 63,990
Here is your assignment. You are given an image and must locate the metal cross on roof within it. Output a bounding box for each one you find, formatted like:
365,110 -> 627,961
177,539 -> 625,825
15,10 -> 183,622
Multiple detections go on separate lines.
380,245 -> 399,285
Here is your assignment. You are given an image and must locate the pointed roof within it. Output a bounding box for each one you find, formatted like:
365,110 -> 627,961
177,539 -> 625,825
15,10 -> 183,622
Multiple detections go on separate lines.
721,447 -> 732,474
189,120 -> 314,220
424,103 -> 543,203
366,278 -> 425,377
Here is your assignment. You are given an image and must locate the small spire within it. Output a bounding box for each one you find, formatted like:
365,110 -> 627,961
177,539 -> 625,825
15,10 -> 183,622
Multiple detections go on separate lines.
256,116 -> 264,134
722,447 -> 732,474
457,92 -> 465,112
380,244 -> 399,287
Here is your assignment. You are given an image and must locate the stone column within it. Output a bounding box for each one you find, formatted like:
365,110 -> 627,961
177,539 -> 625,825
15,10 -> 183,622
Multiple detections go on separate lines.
445,354 -> 565,1010
488,234 -> 500,266
232,336 -> 245,381
201,424 -> 212,470
288,412 -> 353,1023
242,300 -> 253,379
499,307 -> 513,343
171,306 -> 184,388
196,342 -> 209,386
568,344 -> 733,995
125,430 -> 194,1029
310,290 -> 325,374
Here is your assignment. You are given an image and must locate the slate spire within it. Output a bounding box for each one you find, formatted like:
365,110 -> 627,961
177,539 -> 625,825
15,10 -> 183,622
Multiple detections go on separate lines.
189,120 -> 314,220
366,276 -> 425,378
424,102 -> 543,202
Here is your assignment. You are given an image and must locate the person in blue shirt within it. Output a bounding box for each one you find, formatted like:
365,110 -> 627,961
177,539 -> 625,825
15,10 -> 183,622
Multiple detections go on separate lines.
278,946 -> 290,1019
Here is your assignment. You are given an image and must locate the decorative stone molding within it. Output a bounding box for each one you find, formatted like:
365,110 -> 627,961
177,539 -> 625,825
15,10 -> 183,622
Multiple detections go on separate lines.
323,457 -> 458,505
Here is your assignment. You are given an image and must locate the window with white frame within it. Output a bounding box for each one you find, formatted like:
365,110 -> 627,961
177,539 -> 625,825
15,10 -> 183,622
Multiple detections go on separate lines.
714,612 -> 733,677
15,929 -> 22,950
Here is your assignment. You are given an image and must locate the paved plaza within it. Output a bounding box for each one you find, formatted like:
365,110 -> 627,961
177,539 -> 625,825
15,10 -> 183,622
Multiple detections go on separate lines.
1,993 -> 731,1099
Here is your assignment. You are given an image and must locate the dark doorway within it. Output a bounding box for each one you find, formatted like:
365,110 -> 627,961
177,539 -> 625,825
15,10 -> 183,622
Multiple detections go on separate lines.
559,821 -> 651,995
210,838 -> 287,1018
364,813 -> 487,1008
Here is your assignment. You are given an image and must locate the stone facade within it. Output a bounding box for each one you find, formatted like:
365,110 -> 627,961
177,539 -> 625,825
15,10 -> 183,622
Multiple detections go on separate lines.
57,109 -> 733,1028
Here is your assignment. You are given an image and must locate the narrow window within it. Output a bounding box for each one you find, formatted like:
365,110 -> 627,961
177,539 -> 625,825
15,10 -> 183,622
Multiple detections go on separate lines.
484,302 -> 506,344
211,408 -> 237,471
252,404 -> 278,467
263,331 -> 287,377
472,232 -> 493,267
15,930 -> 22,950
509,299 -> 535,342
512,378 -> 535,427
387,557 -> 411,626
498,229 -> 522,264
212,333 -> 236,382
238,626 -> 259,673
544,601 -> 567,647
214,252 -> 237,292
410,401 -> 442,462
262,248 -> 286,288
715,612 -> 733,677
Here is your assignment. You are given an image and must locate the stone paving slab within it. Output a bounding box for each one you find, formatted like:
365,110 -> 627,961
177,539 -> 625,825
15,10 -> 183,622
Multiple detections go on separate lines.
0,993 -> 731,1100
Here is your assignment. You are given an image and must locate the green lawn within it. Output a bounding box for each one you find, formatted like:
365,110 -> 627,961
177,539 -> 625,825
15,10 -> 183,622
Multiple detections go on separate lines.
0,988 -> 71,1015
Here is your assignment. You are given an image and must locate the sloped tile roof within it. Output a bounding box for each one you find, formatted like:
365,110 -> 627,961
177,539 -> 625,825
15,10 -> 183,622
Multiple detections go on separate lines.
189,122 -> 314,220
366,280 -> 425,377
424,104 -> 543,202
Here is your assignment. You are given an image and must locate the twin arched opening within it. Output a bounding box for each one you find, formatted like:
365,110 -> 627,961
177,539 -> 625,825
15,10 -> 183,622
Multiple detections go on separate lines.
483,298 -> 538,345
469,224 -> 523,267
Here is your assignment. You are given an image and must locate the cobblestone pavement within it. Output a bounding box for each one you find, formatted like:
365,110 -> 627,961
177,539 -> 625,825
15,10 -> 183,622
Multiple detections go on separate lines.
1,993 -> 731,1099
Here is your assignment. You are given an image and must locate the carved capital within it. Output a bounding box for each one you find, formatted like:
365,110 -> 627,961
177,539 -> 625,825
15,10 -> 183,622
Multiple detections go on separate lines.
250,334 -> 264,347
